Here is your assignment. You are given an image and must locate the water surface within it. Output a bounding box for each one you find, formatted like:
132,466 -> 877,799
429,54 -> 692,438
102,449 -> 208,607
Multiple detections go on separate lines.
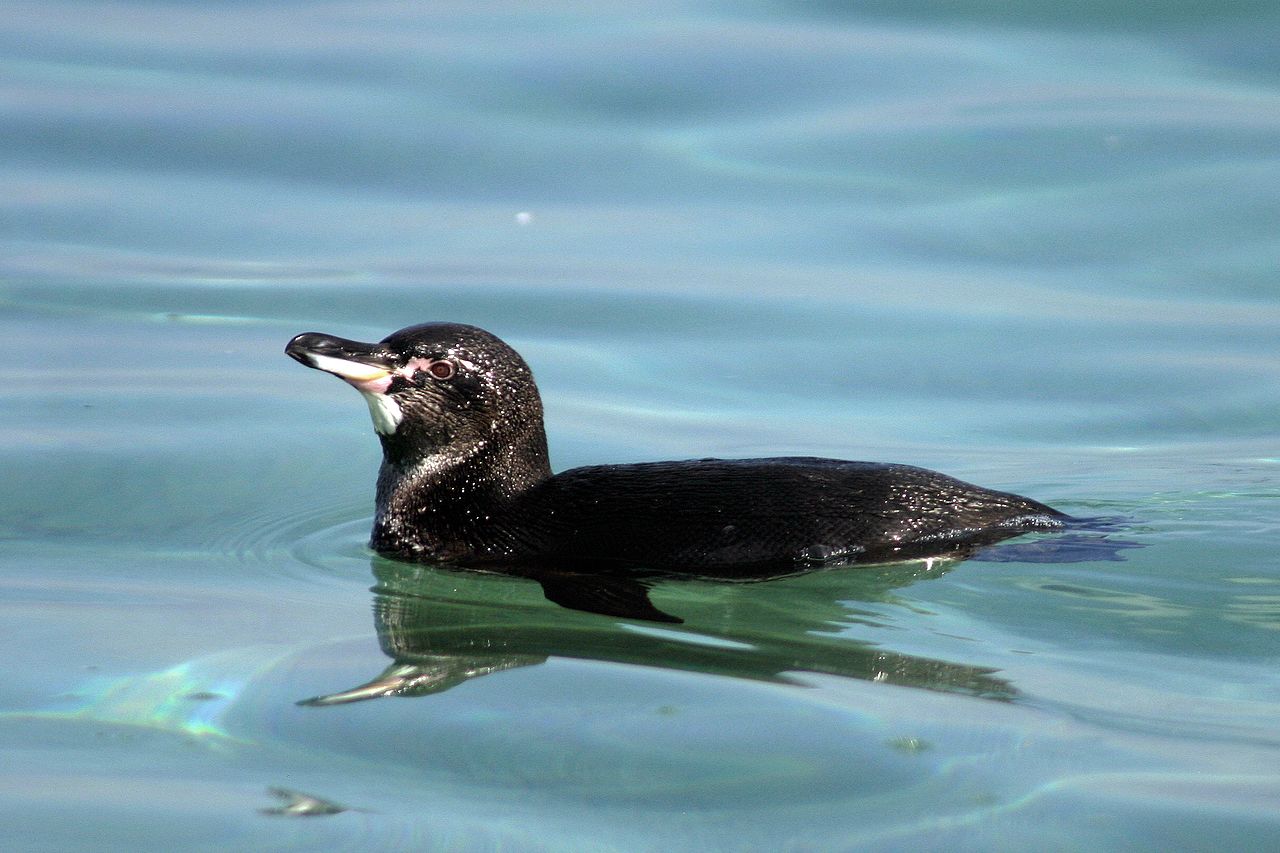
2,2 -> 1279,850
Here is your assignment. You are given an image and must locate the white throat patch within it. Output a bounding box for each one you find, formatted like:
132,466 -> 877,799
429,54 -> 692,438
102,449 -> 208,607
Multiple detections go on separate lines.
361,391 -> 404,435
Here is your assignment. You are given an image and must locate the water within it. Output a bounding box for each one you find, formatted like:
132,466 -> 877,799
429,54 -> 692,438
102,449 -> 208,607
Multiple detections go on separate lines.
3,2 -> 1279,850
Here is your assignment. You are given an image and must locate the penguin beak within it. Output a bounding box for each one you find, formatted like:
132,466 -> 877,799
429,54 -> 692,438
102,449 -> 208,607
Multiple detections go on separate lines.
285,332 -> 398,393
287,332 -> 408,435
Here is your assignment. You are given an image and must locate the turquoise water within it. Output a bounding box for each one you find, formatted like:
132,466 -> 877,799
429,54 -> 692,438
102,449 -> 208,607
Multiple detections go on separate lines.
3,2 -> 1279,849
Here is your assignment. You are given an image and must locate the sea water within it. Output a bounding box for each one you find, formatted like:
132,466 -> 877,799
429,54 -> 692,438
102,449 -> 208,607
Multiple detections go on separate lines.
2,2 -> 1278,850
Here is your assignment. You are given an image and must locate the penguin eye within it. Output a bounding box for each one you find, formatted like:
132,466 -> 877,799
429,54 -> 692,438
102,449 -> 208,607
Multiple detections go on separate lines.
426,359 -> 456,380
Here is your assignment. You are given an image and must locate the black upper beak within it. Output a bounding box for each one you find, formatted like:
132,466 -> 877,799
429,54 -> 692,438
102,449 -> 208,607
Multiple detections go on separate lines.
286,332 -> 397,371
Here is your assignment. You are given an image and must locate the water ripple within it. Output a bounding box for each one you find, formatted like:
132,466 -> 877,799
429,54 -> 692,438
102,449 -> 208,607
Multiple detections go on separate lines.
206,500 -> 372,584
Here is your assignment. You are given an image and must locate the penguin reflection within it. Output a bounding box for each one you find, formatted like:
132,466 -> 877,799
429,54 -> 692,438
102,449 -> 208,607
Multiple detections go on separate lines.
295,523 -> 1139,708
299,553 -> 1019,706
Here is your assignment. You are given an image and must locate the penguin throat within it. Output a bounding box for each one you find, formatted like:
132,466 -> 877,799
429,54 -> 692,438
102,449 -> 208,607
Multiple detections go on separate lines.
361,392 -> 404,435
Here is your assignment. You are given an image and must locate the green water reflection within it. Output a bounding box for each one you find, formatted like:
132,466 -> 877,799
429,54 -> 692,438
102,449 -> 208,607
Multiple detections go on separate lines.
302,556 -> 1017,705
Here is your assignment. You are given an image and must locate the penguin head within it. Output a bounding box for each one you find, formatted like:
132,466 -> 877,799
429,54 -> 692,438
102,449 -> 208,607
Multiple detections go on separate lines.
286,322 -> 548,471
